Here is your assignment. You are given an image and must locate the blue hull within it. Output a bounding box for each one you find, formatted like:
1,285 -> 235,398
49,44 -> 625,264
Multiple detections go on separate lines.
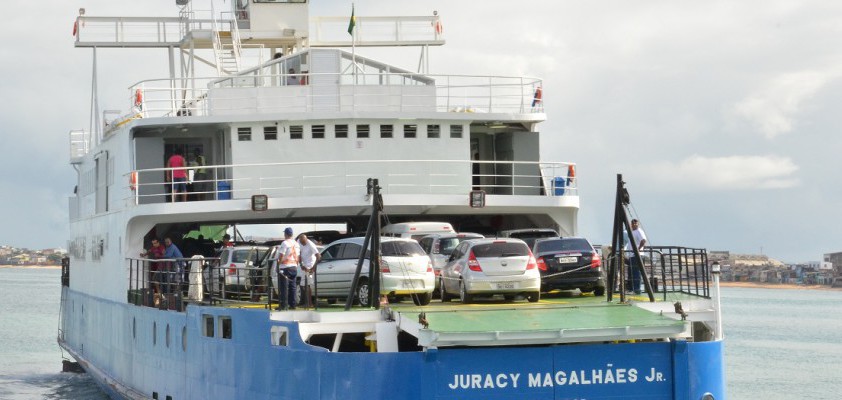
59,289 -> 725,399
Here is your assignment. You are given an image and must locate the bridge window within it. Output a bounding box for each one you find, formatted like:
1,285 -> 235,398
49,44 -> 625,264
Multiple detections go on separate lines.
237,127 -> 252,141
290,125 -> 303,140
312,125 -> 325,139
380,124 -> 393,138
427,124 -> 440,138
404,124 -> 417,138
335,124 -> 349,138
264,126 -> 278,140
356,125 -> 370,138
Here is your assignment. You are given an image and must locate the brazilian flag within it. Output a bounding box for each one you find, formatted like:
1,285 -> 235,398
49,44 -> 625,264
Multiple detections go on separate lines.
347,4 -> 356,36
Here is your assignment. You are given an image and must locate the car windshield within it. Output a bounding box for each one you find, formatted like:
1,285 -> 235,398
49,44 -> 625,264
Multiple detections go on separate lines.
232,249 -> 261,263
472,242 -> 529,258
381,241 -> 426,257
535,239 -> 592,253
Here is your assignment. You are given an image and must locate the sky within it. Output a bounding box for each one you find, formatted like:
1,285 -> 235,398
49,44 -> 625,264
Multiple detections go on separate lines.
1,0 -> 840,263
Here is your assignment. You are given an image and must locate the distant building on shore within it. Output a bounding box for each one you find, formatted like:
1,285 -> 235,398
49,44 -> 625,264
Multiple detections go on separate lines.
824,252 -> 842,288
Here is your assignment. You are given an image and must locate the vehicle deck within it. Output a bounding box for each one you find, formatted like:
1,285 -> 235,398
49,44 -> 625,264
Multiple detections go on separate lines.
216,291 -> 701,348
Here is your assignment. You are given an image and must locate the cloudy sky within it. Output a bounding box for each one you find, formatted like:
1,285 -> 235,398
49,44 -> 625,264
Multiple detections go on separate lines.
1,0 -> 839,262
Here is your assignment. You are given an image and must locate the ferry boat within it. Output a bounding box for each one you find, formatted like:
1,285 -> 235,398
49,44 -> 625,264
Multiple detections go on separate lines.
59,1 -> 726,399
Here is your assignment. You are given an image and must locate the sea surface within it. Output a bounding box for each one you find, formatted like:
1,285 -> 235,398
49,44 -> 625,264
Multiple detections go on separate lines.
1,267 -> 840,399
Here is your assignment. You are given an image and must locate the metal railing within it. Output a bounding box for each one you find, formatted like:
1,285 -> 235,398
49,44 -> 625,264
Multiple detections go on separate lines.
616,246 -> 711,300
120,71 -> 542,120
125,160 -> 576,205
126,256 -> 307,310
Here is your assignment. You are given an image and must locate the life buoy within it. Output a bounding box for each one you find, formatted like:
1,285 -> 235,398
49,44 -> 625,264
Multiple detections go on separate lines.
134,89 -> 143,108
129,171 -> 138,191
566,164 -> 575,185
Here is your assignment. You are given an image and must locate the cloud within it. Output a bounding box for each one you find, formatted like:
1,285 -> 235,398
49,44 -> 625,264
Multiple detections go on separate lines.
734,70 -> 835,138
646,155 -> 799,191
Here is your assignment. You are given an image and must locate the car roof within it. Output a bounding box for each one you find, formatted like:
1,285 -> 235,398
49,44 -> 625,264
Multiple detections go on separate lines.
465,238 -> 528,246
420,232 -> 484,240
225,245 -> 270,251
327,236 -> 419,246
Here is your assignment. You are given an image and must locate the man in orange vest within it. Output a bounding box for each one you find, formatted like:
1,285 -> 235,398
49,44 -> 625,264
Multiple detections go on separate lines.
276,227 -> 301,310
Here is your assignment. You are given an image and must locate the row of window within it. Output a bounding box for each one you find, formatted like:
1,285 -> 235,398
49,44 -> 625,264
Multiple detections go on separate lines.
238,124 -> 464,141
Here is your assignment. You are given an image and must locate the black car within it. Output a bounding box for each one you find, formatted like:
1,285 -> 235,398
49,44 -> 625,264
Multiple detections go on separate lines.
532,237 -> 605,296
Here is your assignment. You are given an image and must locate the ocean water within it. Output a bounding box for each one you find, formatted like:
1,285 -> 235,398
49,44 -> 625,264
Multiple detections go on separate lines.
1,267 -> 840,399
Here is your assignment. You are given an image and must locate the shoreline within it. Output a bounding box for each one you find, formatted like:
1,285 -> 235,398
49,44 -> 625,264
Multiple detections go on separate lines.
0,265 -> 61,269
719,281 -> 841,291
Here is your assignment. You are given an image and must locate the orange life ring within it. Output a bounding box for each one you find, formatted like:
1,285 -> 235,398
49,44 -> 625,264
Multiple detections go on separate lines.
134,89 -> 143,108
129,171 -> 138,191
567,164 -> 575,185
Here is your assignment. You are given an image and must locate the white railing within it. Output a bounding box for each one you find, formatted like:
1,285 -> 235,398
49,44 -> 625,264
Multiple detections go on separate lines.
310,15 -> 445,47
69,130 -> 91,161
125,160 -> 576,205
122,72 -> 543,120
74,16 -> 185,47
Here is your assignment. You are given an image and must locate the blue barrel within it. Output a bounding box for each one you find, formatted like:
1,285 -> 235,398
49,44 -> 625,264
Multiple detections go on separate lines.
217,181 -> 231,200
553,176 -> 566,196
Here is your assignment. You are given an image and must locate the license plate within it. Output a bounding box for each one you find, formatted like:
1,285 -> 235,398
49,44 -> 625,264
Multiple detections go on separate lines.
401,280 -> 420,288
496,282 -> 516,290
558,256 -> 577,263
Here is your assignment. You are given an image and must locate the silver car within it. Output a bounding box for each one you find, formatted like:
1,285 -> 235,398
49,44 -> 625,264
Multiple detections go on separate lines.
418,233 -> 484,290
315,237 -> 436,306
440,238 -> 541,303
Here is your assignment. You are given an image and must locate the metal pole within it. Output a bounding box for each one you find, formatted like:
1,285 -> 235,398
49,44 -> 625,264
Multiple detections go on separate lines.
711,261 -> 724,340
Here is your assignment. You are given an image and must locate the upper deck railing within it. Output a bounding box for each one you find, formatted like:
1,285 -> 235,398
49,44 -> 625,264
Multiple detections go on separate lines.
125,159 -> 576,206
121,72 -> 543,125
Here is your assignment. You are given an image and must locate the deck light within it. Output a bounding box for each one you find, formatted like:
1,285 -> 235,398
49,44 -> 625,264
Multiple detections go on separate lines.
251,195 -> 268,212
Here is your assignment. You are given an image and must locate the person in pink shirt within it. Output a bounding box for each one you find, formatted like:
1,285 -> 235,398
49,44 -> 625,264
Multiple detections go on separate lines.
167,149 -> 188,202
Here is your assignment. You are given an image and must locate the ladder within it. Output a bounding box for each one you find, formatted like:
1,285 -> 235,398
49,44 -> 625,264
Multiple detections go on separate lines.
210,3 -> 242,75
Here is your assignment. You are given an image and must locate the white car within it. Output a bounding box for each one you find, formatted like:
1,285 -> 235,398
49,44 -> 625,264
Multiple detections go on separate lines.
316,237 -> 435,306
440,238 -> 541,303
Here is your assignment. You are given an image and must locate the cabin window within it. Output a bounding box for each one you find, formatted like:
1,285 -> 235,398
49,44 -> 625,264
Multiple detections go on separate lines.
203,314 -> 214,337
450,125 -> 463,138
152,322 -> 157,346
404,124 -> 417,138
220,316 -> 232,339
237,127 -> 252,141
166,324 -> 171,348
264,126 -> 278,140
290,125 -> 303,140
357,124 -> 370,138
380,125 -> 393,138
427,124 -> 440,138
182,326 -> 187,351
335,124 -> 349,138
312,125 -> 325,139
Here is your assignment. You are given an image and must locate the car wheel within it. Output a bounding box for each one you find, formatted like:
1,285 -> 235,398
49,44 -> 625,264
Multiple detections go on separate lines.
413,292 -> 433,306
459,280 -> 473,304
355,278 -> 371,307
527,291 -> 540,303
594,286 -> 606,297
439,278 -> 451,302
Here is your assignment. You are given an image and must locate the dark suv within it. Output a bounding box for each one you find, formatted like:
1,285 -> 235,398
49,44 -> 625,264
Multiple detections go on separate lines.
532,237 -> 605,296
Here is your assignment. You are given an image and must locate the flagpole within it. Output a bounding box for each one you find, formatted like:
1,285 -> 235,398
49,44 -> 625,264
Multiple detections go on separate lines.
351,3 -> 357,84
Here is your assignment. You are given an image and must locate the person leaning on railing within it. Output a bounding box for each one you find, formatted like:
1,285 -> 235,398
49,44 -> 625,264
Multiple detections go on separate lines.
163,237 -> 185,296
140,238 -> 166,297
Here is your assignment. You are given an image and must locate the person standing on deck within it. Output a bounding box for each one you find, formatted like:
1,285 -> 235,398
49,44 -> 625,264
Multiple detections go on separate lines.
624,219 -> 648,294
163,237 -> 185,295
192,149 -> 207,200
167,149 -> 188,202
286,68 -> 298,86
141,238 -> 166,297
297,234 -> 321,307
276,227 -> 300,310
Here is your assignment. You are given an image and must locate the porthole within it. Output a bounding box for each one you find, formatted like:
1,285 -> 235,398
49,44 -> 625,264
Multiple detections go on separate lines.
152,322 -> 157,346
